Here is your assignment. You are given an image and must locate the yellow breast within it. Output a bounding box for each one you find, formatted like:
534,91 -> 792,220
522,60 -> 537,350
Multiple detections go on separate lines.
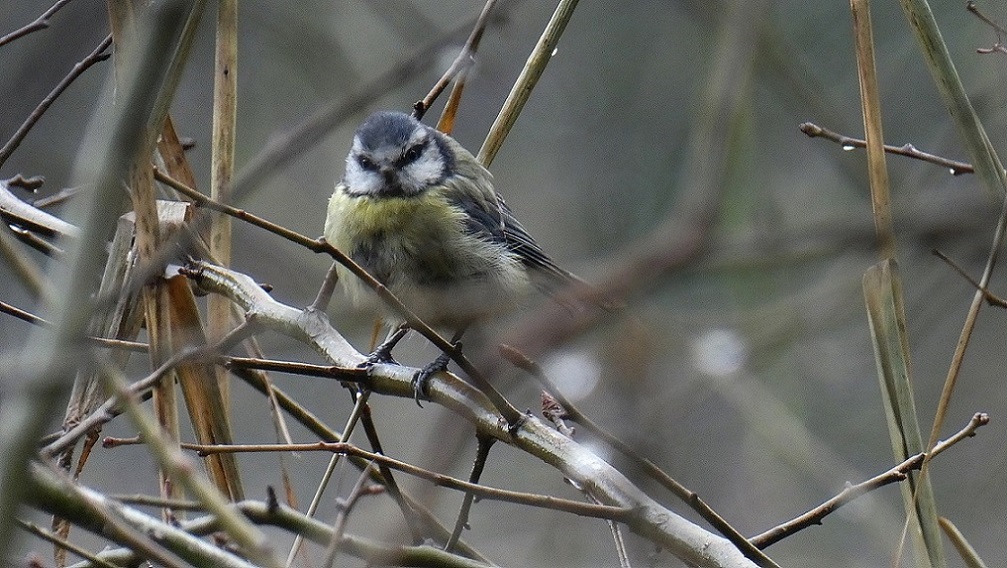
324,187 -> 466,258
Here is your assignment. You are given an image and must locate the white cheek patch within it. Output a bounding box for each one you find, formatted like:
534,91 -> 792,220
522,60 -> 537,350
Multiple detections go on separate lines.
343,157 -> 384,195
404,145 -> 445,185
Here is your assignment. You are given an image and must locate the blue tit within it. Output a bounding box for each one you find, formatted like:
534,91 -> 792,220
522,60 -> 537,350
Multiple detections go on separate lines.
324,111 -> 588,331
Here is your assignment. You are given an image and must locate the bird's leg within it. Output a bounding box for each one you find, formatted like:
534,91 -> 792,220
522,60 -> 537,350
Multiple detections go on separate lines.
362,323 -> 408,367
412,327 -> 467,406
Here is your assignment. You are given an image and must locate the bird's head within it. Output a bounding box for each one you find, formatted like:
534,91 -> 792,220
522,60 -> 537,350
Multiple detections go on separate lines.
342,111 -> 455,198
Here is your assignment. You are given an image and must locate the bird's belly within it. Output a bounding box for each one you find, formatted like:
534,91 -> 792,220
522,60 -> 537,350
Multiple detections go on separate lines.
326,192 -> 529,325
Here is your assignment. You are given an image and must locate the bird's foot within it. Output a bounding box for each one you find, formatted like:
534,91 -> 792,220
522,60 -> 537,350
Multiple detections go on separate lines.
411,349 -> 455,407
360,326 -> 408,369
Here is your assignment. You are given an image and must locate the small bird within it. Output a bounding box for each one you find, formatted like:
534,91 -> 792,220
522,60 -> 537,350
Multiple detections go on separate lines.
324,111 -> 596,395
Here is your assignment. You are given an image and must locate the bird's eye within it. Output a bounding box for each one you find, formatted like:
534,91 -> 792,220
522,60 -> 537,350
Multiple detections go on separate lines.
356,155 -> 377,171
400,143 -> 425,165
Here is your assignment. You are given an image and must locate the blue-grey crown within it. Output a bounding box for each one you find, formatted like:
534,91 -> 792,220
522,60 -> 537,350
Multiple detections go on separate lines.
355,111 -> 420,151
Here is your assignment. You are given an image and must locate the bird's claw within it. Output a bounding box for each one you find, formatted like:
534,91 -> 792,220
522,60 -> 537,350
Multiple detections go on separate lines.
411,351 -> 452,407
361,344 -> 398,368
359,326 -> 408,369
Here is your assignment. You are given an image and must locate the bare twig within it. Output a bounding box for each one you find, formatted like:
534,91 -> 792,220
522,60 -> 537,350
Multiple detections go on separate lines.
356,394 -> 425,544
309,263 -> 340,312
322,461 -> 376,568
223,356 -> 369,381
30,185 -> 83,209
750,412 -> 989,549
286,390 -> 373,566
0,35 -> 113,169
446,435 -> 494,552
799,122 -> 974,175
5,174 -> 46,192
0,0 -> 78,47
15,518 -> 120,568
6,224 -> 64,257
967,1 -> 1007,54
413,0 -> 501,120
0,300 -> 147,353
932,249 -> 1007,308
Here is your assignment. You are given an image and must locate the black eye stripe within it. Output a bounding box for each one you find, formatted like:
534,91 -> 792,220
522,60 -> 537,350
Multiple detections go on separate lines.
398,142 -> 426,166
356,154 -> 377,171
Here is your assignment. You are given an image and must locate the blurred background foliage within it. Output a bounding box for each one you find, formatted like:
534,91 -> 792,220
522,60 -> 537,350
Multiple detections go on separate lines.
1,1 -> 1005,566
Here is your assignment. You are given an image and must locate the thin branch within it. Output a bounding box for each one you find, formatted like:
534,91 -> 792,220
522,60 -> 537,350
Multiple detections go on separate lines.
6,223 -> 64,257
967,1 -> 1007,36
413,0 -> 501,120
587,492 -> 631,568
356,393 -> 425,544
750,412 -> 989,549
322,461 -> 376,568
0,299 -> 147,352
799,122 -> 974,175
446,435 -> 494,552
30,185 -> 83,209
5,174 -> 46,192
285,389 -> 374,565
16,518 -> 120,568
223,355 -> 369,382
932,248 -> 1007,308
0,34 -> 113,169
109,494 -> 208,510
309,262 -> 340,312
0,0 -> 78,47
967,1 -> 1007,54
194,441 -> 635,522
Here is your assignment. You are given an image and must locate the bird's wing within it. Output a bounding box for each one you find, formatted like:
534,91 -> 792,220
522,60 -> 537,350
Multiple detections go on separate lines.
495,196 -> 581,287
447,187 -> 621,310
446,187 -> 576,282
